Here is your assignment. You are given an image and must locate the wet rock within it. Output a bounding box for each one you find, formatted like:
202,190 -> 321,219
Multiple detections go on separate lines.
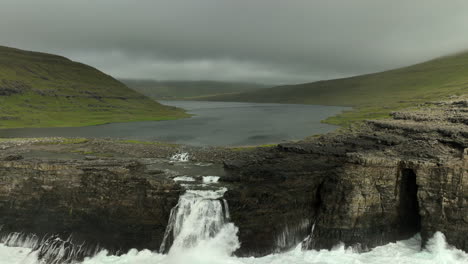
0,159 -> 181,254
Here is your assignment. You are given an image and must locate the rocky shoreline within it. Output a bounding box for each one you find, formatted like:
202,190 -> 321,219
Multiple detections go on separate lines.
0,97 -> 466,260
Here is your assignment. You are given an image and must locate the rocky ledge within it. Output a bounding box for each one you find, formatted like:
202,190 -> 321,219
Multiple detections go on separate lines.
223,97 -> 467,255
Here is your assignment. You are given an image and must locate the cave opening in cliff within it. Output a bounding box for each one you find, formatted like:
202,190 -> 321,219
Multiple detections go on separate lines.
398,169 -> 421,237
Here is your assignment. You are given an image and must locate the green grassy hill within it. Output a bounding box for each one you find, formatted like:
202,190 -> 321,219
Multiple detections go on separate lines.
0,46 -> 188,128
121,79 -> 268,100
201,51 -> 468,125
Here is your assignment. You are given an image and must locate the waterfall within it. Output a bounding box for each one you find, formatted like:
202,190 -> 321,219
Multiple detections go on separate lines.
203,176 -> 220,183
301,221 -> 316,250
2,232 -> 39,249
159,188 -> 235,254
170,152 -> 190,162
0,232 -> 100,264
222,199 -> 230,220
275,219 -> 312,252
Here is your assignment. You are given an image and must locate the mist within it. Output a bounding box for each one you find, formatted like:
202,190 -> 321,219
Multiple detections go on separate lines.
2,0 -> 468,84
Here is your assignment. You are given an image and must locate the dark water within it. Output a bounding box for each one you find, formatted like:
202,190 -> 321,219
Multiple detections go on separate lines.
0,101 -> 349,146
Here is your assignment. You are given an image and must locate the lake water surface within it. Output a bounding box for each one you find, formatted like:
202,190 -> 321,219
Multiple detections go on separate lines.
0,101 -> 349,146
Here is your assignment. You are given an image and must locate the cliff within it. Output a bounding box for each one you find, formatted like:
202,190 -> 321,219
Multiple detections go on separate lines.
0,97 -> 466,260
224,97 -> 467,255
0,158 -> 181,255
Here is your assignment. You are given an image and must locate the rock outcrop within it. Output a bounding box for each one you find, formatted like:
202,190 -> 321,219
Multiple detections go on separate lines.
0,158 -> 181,256
223,98 -> 468,256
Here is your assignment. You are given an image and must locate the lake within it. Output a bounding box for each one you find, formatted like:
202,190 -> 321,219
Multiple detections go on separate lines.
0,101 -> 349,146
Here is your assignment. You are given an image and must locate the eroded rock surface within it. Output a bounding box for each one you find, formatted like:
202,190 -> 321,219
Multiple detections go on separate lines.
223,98 -> 467,255
0,158 -> 181,255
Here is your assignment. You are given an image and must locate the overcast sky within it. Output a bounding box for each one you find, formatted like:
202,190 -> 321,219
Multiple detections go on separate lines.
1,0 -> 468,84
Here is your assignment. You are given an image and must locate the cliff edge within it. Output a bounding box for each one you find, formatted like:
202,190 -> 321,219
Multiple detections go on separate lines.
224,97 -> 467,255
0,97 -> 466,259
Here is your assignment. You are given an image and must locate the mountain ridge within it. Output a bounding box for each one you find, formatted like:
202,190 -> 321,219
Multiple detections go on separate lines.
0,45 -> 188,128
198,51 -> 468,125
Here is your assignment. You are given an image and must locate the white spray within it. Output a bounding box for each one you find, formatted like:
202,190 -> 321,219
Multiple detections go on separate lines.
170,153 -> 190,162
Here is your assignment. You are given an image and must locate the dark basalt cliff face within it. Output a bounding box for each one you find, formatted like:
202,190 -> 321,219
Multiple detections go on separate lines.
0,98 -> 466,259
223,98 -> 468,256
0,159 -> 181,254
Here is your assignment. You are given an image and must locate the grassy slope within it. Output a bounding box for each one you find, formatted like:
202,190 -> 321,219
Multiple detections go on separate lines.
201,52 -> 468,125
121,79 -> 268,100
0,46 -> 188,128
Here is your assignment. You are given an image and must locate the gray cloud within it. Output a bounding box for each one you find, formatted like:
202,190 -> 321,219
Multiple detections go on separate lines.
1,0 -> 468,84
